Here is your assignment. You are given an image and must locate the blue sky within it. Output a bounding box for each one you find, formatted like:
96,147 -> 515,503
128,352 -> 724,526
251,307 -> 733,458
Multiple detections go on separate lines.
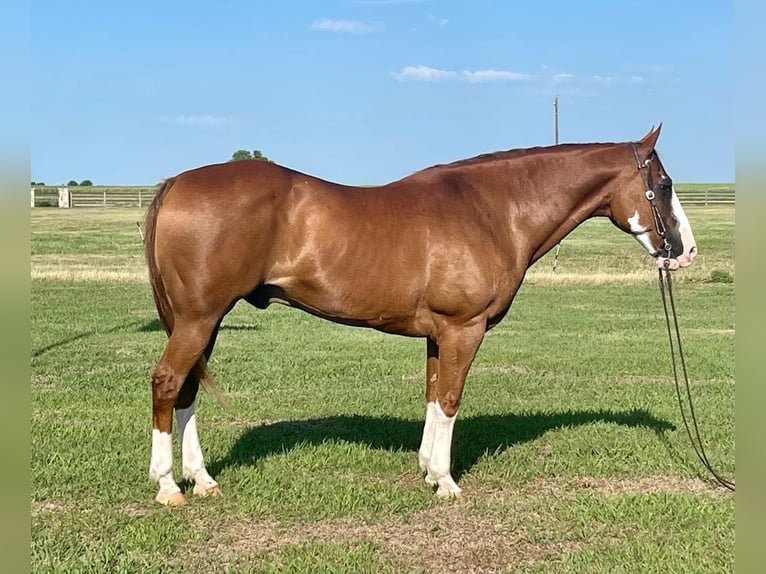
31,0 -> 733,186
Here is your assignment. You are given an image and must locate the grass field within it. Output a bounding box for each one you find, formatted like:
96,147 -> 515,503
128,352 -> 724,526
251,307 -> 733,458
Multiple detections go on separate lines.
31,205 -> 735,573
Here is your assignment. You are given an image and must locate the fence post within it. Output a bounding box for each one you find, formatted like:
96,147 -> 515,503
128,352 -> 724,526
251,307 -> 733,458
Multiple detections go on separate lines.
58,187 -> 71,208
103,190 -> 107,208
139,189 -> 142,208
30,188 -> 35,208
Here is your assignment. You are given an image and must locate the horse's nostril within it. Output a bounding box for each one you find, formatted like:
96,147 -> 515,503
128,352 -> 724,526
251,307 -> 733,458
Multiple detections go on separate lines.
689,246 -> 697,257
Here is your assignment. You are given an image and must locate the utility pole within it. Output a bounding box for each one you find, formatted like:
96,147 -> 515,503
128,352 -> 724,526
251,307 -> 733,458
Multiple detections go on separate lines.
552,96 -> 562,275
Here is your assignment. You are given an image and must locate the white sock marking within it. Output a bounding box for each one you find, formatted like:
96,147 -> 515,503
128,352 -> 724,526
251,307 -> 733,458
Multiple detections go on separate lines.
149,429 -> 180,495
426,402 -> 462,496
176,404 -> 218,490
418,401 -> 438,472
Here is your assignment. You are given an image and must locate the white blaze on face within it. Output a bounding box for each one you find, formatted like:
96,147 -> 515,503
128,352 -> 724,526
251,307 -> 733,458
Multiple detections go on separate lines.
670,187 -> 697,266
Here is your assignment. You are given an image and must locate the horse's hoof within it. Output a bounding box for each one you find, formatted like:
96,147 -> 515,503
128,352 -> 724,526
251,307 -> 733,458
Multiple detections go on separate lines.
193,483 -> 222,498
435,479 -> 463,499
156,491 -> 186,506
436,486 -> 463,499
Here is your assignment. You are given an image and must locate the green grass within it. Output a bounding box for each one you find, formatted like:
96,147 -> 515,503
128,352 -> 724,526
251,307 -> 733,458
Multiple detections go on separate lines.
31,206 -> 734,573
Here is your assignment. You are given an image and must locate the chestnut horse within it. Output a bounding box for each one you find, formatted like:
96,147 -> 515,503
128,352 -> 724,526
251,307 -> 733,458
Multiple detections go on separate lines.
144,125 -> 696,505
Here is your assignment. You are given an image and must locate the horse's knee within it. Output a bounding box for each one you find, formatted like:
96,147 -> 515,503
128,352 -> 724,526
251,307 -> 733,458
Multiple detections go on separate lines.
151,363 -> 181,406
438,391 -> 460,418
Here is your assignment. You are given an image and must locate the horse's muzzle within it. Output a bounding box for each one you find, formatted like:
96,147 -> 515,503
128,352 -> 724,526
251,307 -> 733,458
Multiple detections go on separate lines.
656,245 -> 697,270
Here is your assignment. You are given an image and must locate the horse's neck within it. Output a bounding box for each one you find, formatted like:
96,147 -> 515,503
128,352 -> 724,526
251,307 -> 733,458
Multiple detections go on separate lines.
492,147 -> 619,265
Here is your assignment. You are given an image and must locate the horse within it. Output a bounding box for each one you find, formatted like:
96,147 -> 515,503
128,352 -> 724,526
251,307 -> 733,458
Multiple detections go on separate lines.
144,124 -> 696,505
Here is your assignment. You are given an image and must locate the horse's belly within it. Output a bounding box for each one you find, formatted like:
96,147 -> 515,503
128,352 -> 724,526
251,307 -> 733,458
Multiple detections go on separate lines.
272,274 -> 429,335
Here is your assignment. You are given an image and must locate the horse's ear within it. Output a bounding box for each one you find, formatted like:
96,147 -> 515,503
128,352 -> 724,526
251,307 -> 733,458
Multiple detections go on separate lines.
637,123 -> 662,154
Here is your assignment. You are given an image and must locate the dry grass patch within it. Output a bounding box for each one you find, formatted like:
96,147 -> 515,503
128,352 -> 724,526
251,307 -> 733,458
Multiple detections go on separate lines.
31,268 -> 148,282
31,500 -> 69,517
188,497 -> 584,574
180,475 -> 722,571
525,270 -> 656,285
521,475 -> 725,497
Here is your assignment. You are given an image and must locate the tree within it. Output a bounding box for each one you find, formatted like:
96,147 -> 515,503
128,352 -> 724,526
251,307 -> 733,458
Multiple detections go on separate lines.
231,149 -> 252,161
230,149 -> 272,162
67,180 -> 78,186
80,179 -> 93,186
251,150 -> 271,162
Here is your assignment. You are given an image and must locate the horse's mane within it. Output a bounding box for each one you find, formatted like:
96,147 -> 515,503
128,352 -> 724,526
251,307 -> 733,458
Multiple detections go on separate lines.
414,141 -> 620,176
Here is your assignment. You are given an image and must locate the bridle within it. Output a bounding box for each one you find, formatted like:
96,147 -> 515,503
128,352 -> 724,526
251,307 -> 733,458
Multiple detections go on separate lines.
629,142 -> 735,492
629,143 -> 672,262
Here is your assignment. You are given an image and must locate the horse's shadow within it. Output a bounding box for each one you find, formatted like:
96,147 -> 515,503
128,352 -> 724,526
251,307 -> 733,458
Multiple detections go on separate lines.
208,408 -> 674,480
138,319 -> 259,333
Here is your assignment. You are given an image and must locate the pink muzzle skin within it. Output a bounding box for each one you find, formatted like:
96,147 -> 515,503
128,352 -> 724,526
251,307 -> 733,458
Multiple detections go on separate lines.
656,246 -> 697,270
657,257 -> 680,270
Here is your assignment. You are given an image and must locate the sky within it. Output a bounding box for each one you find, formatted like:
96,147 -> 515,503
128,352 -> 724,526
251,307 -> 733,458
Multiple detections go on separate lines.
30,0 -> 733,186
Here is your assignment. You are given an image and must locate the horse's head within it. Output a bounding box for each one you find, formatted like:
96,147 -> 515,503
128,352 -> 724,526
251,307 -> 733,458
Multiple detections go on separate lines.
609,124 -> 697,270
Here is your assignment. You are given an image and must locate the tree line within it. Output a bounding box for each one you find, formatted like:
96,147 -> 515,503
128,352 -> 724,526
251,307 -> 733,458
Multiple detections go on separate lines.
31,180 -> 93,186
230,149 -> 271,162
32,149 -> 272,187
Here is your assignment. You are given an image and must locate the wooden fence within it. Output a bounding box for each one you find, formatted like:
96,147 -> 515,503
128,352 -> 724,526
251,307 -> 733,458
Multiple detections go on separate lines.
31,186 -> 157,208
673,187 -> 735,206
31,184 -> 735,208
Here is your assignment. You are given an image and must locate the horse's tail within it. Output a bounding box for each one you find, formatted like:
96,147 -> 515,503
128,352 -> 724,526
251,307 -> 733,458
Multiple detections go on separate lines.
144,178 -> 219,398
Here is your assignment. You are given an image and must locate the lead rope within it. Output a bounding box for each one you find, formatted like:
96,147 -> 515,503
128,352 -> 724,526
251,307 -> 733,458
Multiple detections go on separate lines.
657,265 -> 735,491
631,142 -> 735,490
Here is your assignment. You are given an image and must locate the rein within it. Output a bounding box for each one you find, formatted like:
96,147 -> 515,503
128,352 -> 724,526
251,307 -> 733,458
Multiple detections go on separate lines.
630,143 -> 735,492
656,268 -> 735,491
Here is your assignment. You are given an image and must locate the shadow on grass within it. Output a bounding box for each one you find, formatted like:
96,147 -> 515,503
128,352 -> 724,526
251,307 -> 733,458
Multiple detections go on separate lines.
32,319 -> 149,358
32,331 -> 93,358
137,319 -> 259,333
209,408 -> 674,480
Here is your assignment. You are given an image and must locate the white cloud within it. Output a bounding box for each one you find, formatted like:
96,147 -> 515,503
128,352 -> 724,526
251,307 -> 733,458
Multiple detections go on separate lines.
392,65 -> 458,81
426,14 -> 449,26
310,18 -> 379,34
592,75 -> 614,85
393,65 -> 529,83
461,69 -> 530,83
392,64 -> 672,95
159,115 -> 229,127
591,74 -> 648,86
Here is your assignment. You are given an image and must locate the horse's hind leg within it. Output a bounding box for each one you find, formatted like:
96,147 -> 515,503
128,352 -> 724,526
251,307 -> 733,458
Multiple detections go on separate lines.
420,321 -> 485,498
174,323 -> 221,498
149,317 -> 219,505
